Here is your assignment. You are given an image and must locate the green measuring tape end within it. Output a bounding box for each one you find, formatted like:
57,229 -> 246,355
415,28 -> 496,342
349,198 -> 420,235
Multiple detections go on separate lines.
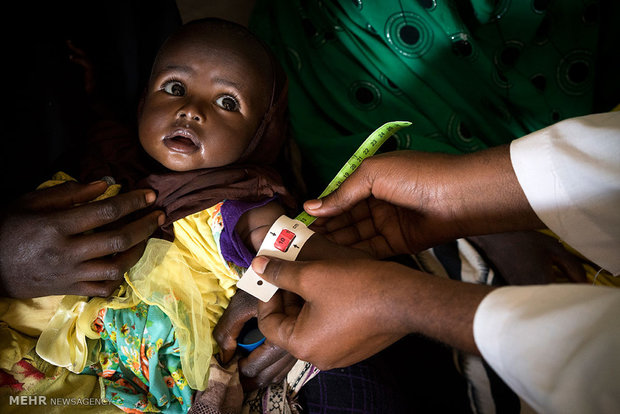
295,121 -> 411,226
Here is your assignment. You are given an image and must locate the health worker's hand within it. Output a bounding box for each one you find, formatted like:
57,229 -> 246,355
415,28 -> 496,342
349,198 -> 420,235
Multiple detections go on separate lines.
255,255 -> 492,370
255,256 -> 420,370
305,148 -> 544,257
0,181 -> 163,298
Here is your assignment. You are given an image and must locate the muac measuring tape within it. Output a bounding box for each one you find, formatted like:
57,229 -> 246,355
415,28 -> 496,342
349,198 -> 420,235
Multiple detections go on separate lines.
237,121 -> 412,302
294,120 -> 412,226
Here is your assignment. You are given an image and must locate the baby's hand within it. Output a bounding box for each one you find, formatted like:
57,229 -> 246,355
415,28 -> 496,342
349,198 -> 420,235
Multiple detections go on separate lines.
214,290 -> 258,364
214,289 -> 297,391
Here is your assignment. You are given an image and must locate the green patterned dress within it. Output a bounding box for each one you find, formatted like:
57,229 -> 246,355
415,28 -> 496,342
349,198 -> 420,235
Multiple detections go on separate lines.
250,0 -> 613,187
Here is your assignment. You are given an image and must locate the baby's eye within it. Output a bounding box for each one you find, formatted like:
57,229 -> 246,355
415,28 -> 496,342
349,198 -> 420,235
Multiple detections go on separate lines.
215,95 -> 240,112
162,80 -> 185,96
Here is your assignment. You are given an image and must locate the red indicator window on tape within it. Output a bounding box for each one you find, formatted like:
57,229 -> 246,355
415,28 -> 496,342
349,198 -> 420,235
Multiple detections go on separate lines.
274,229 -> 296,253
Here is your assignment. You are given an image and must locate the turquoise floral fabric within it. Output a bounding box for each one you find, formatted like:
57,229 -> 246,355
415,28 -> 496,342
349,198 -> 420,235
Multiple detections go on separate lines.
86,302 -> 192,413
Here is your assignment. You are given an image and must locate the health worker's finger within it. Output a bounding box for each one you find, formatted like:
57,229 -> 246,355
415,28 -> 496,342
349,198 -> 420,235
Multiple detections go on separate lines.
250,256 -> 306,295
257,293 -> 299,353
303,166 -> 373,217
253,258 -> 315,350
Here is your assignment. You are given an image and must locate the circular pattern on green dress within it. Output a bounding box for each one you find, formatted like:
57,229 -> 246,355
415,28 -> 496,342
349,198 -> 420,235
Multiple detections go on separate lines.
286,47 -> 302,72
384,12 -> 433,58
492,68 -> 512,89
348,80 -> 382,110
494,40 -> 524,70
531,0 -> 551,14
447,114 -> 483,152
556,50 -> 594,96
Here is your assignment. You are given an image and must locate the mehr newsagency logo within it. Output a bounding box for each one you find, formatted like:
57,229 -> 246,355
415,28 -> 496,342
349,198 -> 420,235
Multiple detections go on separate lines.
8,395 -> 109,406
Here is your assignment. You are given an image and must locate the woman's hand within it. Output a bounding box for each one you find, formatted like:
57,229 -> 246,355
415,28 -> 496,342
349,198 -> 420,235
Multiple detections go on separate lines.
0,181 -> 163,298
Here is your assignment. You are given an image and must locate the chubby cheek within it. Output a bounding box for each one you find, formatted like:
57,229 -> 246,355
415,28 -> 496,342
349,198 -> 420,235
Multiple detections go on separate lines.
225,120 -> 260,156
138,103 -> 168,160
222,128 -> 252,156
200,119 -> 255,167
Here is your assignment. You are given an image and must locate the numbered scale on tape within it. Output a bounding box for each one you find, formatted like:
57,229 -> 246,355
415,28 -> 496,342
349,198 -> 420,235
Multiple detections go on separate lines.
237,121 -> 412,302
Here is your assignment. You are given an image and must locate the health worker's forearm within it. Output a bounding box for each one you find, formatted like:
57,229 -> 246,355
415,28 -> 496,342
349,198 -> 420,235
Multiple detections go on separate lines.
428,144 -> 545,241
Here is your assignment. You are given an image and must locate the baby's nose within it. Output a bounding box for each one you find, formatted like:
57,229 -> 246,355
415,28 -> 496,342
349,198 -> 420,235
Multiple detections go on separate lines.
176,100 -> 205,123
177,109 -> 202,122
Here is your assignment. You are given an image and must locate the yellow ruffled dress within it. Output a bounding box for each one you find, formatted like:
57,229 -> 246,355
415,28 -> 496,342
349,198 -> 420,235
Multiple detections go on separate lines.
1,173 -> 244,412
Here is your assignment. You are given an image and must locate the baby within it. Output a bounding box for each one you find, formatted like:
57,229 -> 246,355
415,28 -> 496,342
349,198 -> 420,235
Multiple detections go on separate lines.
32,17 -> 365,414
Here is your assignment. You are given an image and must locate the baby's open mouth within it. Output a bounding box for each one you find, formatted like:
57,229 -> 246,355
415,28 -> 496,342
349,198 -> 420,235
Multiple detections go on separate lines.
164,129 -> 200,153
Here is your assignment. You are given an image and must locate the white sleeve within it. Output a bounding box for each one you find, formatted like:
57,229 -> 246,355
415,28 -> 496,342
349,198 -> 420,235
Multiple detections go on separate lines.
510,112 -> 620,275
474,285 -> 620,414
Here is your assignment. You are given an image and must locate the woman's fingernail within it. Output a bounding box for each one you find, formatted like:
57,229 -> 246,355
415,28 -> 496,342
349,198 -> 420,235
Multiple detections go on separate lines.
157,212 -> 165,226
145,191 -> 156,204
252,256 -> 269,274
304,199 -> 322,210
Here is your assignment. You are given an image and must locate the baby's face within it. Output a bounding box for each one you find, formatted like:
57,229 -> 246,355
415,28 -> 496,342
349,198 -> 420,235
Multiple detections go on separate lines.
139,31 -> 271,171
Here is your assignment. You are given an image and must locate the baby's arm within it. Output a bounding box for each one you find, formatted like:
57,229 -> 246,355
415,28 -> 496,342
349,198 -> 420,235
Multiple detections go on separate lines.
236,200 -> 370,261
